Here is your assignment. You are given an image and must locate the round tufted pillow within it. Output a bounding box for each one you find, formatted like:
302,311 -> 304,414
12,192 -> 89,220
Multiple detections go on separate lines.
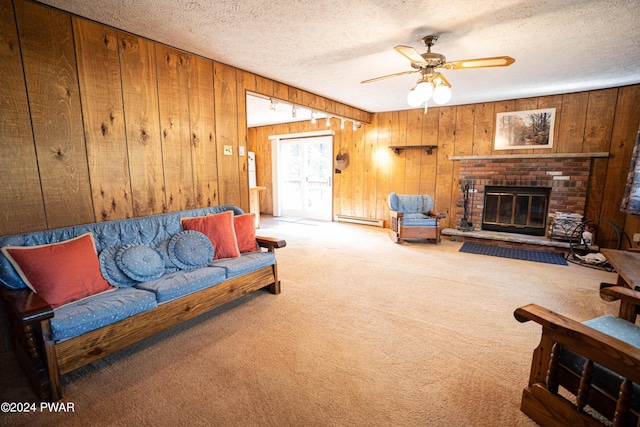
155,239 -> 180,273
168,230 -> 214,270
99,246 -> 138,287
115,243 -> 165,282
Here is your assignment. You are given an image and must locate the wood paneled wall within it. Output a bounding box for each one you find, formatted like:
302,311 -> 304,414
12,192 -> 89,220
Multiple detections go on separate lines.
249,85 -> 640,249
0,0 -> 370,237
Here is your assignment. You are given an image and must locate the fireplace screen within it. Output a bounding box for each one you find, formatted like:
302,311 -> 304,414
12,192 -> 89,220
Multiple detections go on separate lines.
482,186 -> 551,236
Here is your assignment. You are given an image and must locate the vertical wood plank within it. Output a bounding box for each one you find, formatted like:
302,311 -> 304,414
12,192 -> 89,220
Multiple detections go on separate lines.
405,109 -> 423,194
15,0 -> 94,228
0,0 -> 46,234
214,63 -> 241,206
472,102 -> 495,156
389,111 -> 407,194
435,107 -> 456,225
255,75 -> 273,96
376,112 -> 392,224
557,92 -> 589,153
118,32 -> 165,216
351,123 -> 365,217
273,81 -> 288,100
236,70 -> 254,212
453,105 -> 476,224
156,46 -> 193,212
363,116 -> 379,219
600,85 -> 640,247
419,109 -> 439,196
73,18 -> 132,221
583,88 -> 618,221
187,55 -> 218,207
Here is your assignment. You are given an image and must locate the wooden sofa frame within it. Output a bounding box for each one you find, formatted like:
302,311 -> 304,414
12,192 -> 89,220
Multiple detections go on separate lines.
388,210 -> 446,243
1,236 -> 285,402
514,286 -> 640,427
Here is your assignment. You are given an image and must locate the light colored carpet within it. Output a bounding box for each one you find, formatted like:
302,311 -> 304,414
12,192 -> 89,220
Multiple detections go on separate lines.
1,219 -> 619,426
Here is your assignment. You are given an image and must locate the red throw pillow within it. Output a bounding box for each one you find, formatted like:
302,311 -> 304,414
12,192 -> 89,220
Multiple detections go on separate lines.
233,214 -> 259,253
1,233 -> 113,308
181,211 -> 240,260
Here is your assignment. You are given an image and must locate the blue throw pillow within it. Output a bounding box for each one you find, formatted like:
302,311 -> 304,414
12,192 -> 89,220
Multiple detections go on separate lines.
155,239 -> 180,273
99,246 -> 138,287
168,230 -> 214,270
115,243 -> 165,282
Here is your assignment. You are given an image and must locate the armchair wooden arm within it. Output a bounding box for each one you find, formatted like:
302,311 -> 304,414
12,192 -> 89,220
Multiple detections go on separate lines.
600,286 -> 640,323
1,287 -> 56,400
256,236 -> 287,252
515,302 -> 640,427
2,287 -> 53,324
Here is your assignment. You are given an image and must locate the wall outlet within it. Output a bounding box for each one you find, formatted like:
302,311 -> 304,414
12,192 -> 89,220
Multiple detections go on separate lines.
223,145 -> 232,156
633,233 -> 640,243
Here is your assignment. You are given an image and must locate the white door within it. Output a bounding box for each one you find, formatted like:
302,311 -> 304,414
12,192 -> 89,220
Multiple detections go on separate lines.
279,136 -> 332,221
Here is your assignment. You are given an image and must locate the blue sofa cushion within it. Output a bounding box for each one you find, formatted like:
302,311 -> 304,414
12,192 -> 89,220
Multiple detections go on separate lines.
388,192 -> 434,215
51,287 -> 157,342
135,267 -> 227,304
210,252 -> 276,279
99,246 -> 138,288
168,230 -> 214,270
559,314 -> 640,412
116,244 -> 165,282
402,213 -> 437,227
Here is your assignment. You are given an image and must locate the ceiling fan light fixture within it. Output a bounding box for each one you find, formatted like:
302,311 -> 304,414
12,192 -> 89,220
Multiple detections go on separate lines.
407,85 -> 429,107
414,80 -> 433,100
432,84 -> 452,105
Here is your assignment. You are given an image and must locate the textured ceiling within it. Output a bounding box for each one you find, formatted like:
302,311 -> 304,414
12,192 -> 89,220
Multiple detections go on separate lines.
37,0 -> 640,126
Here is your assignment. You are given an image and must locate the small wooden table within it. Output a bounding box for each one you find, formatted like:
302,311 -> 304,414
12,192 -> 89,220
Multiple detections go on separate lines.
601,249 -> 640,289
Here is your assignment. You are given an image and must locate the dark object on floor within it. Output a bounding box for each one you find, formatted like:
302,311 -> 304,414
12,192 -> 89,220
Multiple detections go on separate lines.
459,242 -> 567,266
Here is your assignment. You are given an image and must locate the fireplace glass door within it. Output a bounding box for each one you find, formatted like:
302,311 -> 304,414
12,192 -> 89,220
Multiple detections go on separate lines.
482,186 -> 550,236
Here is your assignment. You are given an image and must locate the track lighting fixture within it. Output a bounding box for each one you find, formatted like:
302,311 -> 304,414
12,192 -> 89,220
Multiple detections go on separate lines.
292,105 -> 297,118
269,98 -> 276,112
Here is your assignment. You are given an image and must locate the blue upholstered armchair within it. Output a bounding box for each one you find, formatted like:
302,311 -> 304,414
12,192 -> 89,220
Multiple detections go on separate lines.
387,192 -> 446,243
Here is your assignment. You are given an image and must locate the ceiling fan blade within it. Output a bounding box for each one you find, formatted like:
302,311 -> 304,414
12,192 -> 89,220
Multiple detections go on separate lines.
394,45 -> 426,64
361,70 -> 418,84
445,56 -> 515,70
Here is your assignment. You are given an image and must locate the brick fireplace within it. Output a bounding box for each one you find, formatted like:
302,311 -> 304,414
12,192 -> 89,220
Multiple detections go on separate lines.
456,156 -> 593,237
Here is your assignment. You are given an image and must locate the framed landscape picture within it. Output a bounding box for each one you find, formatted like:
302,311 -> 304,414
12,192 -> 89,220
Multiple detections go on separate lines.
494,108 -> 556,150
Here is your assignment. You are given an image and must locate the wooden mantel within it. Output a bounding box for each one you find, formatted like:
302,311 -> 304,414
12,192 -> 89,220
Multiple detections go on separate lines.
449,152 -> 609,160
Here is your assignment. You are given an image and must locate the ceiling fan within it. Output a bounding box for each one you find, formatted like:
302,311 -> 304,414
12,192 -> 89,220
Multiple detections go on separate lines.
362,35 -> 515,109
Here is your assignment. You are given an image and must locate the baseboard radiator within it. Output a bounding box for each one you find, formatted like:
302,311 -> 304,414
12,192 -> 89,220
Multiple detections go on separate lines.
334,215 -> 384,227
